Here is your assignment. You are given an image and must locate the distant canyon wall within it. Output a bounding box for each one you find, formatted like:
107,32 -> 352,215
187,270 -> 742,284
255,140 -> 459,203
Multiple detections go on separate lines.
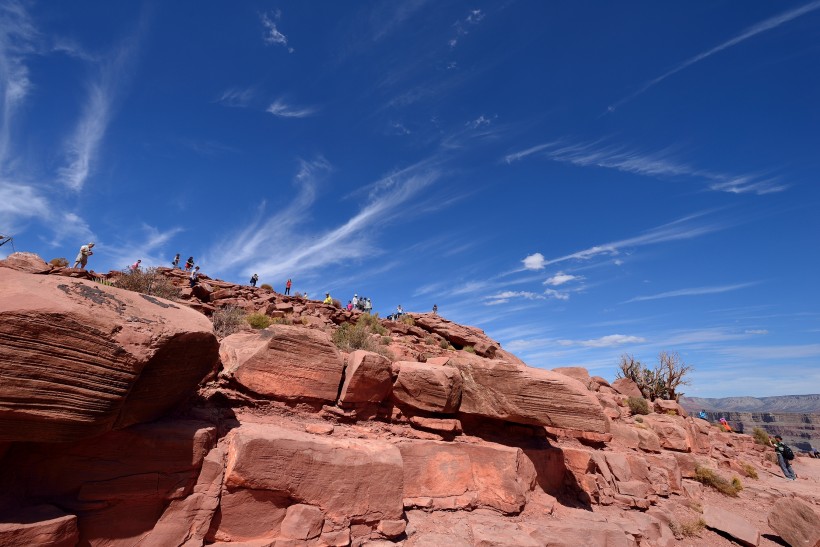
704,411 -> 819,451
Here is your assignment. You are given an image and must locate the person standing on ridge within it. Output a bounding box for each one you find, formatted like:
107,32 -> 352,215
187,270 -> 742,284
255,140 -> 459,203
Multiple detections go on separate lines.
185,257 -> 195,271
250,273 -> 259,287
130,259 -> 141,271
323,292 -> 333,305
72,242 -> 95,269
352,294 -> 359,309
432,304 -> 438,315
189,266 -> 201,288
285,278 -> 292,295
172,254 -> 181,269
770,436 -> 797,480
364,298 -> 372,314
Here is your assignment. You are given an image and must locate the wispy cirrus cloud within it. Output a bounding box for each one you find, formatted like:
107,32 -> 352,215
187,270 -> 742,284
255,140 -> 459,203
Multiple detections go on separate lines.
522,210 -> 726,271
205,157 -> 440,280
544,272 -> 581,286
504,140 -> 787,195
266,99 -> 317,118
449,9 -> 485,48
58,32 -> 140,191
101,223 -> 183,270
217,87 -> 255,108
625,282 -> 758,304
484,290 -> 545,306
558,334 -> 647,348
261,11 -> 294,53
0,0 -> 37,169
609,1 -> 820,111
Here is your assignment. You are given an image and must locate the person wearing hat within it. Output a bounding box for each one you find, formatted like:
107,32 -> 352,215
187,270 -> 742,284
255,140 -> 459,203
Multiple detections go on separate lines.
73,242 -> 95,269
323,292 -> 333,305
250,273 -> 259,287
351,293 -> 359,309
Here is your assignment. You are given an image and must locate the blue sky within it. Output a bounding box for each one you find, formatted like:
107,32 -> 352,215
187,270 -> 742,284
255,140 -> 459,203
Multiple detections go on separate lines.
1,1 -> 818,397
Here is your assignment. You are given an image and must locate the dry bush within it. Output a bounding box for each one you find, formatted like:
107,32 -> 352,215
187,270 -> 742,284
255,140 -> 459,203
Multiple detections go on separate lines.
246,313 -> 272,329
114,267 -> 180,300
381,335 -> 392,345
741,463 -> 758,480
332,322 -> 393,360
752,427 -> 770,446
260,283 -> 273,291
212,306 -> 246,338
616,352 -> 693,401
463,345 -> 476,354
424,335 -> 437,345
439,339 -> 453,350
331,298 -> 341,309
49,257 -> 69,267
694,466 -> 741,497
627,396 -> 650,415
271,317 -> 293,325
400,315 -> 415,326
357,313 -> 387,335
669,518 -> 705,539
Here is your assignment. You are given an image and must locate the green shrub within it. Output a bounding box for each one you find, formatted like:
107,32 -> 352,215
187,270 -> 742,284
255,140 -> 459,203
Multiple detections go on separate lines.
114,267 -> 180,300
381,335 -> 392,345
212,306 -> 246,338
627,396 -> 650,415
400,315 -> 415,326
358,313 -> 387,335
463,345 -> 476,354
246,313 -> 273,329
49,257 -> 69,267
93,277 -> 113,286
333,322 -> 394,359
752,427 -> 770,446
260,283 -> 273,291
694,466 -> 741,497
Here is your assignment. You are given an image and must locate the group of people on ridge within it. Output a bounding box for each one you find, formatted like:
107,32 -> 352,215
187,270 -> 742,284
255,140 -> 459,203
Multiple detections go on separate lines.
346,294 -> 372,313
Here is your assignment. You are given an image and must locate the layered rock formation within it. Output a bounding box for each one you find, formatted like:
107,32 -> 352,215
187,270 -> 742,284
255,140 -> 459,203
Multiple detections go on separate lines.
0,254 -> 818,547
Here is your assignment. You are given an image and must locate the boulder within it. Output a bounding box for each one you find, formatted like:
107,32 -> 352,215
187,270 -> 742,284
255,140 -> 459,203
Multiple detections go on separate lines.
0,252 -> 51,274
612,378 -> 642,398
452,358 -> 609,433
411,314 -> 499,358
392,361 -> 463,413
338,350 -> 392,404
0,505 -> 78,547
703,505 -> 760,547
398,440 -> 536,514
223,423 -> 404,522
280,504 -> 323,540
641,415 -> 691,452
0,419 -> 215,546
220,325 -> 344,402
552,367 -> 592,388
653,399 -> 687,416
767,498 -> 820,547
0,268 -> 219,443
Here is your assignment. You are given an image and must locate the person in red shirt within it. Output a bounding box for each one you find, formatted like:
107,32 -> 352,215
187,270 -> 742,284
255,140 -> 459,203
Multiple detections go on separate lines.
285,278 -> 292,295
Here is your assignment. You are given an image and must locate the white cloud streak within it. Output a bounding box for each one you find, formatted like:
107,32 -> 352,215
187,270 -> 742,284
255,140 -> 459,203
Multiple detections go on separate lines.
261,11 -> 294,53
483,290 -> 545,306
0,1 -> 37,169
558,334 -> 646,348
505,140 -> 787,195
610,1 -> 820,110
57,35 -> 139,191
544,272 -> 580,286
267,99 -> 316,118
217,87 -> 255,108
625,282 -> 758,303
205,158 -> 440,281
525,211 -> 725,269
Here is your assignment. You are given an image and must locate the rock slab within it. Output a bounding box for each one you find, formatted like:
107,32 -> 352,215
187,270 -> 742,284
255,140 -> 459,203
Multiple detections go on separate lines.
339,350 -> 392,404
704,505 -> 760,547
392,361 -> 463,413
767,498 -> 820,547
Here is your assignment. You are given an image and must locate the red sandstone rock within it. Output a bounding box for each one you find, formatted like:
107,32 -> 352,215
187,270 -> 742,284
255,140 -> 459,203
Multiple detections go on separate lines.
0,252 -> 51,274
703,504 -> 760,546
224,423 -> 404,522
409,416 -> 462,434
641,415 -> 691,452
0,505 -> 78,547
410,314 -> 499,358
767,498 -> 820,547
452,358 -> 609,433
338,350 -> 392,404
0,268 -> 219,443
220,325 -> 344,402
552,366 -> 592,388
392,361 -> 463,413
612,378 -> 642,398
653,398 -> 687,416
280,504 -> 323,540
398,440 -> 536,514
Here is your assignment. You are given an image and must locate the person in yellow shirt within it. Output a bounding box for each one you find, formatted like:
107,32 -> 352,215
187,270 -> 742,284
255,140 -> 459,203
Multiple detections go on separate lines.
323,292 -> 333,305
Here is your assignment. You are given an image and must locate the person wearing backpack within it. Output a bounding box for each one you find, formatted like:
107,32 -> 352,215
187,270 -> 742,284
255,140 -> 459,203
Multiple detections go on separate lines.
770,435 -> 797,480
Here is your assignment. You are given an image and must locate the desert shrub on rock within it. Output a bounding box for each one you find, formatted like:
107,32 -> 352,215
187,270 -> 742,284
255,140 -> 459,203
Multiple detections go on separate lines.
740,462 -> 758,479
616,351 -> 692,401
400,314 -> 415,326
752,427 -> 770,446
246,313 -> 273,329
357,313 -> 386,335
212,306 -> 247,338
669,518 -> 705,539
694,466 -> 742,497
49,257 -> 69,267
463,345 -> 476,354
627,396 -> 650,415
333,322 -> 393,359
260,283 -> 273,291
114,267 -> 181,300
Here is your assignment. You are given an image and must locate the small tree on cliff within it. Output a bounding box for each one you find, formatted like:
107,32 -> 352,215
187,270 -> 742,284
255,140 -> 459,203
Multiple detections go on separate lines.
616,351 -> 692,401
